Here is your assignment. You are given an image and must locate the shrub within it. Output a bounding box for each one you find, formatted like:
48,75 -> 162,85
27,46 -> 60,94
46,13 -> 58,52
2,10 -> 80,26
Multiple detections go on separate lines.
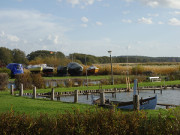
0,108 -> 179,135
31,74 -> 45,89
0,68 -> 11,76
15,73 -> 33,90
65,79 -> 73,87
0,73 -> 9,90
131,65 -> 144,75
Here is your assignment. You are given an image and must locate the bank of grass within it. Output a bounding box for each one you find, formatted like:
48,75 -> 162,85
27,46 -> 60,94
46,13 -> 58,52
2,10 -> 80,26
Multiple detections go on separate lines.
0,91 -> 95,116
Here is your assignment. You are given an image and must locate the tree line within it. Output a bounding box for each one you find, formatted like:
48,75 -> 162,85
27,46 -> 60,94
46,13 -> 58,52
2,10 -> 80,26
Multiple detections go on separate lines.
1,47 -> 180,67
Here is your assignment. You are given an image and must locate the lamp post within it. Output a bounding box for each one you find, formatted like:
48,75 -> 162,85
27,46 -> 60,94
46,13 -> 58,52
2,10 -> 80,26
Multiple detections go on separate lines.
108,51 -> 114,85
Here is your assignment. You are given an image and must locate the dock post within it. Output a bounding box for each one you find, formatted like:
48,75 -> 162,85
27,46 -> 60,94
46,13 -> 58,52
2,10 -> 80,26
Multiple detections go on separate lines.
20,83 -> 23,96
100,92 -> 105,105
33,86 -> 36,99
87,93 -> 89,100
57,96 -> 60,101
10,85 -> 14,95
133,95 -> 140,111
51,88 -> 54,101
154,89 -> 155,93
74,90 -> 78,103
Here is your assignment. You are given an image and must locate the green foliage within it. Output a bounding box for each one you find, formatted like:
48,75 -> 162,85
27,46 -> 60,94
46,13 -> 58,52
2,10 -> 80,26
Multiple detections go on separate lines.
131,65 -> 145,75
15,73 -> 45,90
15,73 -> 33,90
0,68 -> 11,76
0,108 -> 179,135
12,49 -> 28,64
0,47 -> 13,65
31,74 -> 45,89
27,50 -> 65,61
0,47 -> 28,65
0,73 -> 9,90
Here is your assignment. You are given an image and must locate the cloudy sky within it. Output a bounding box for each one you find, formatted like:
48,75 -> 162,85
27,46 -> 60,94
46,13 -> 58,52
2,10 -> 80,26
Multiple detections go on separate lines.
0,0 -> 180,57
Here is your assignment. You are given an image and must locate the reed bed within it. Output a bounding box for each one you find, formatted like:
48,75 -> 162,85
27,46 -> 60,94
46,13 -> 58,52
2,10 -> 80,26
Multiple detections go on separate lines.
91,64 -> 180,76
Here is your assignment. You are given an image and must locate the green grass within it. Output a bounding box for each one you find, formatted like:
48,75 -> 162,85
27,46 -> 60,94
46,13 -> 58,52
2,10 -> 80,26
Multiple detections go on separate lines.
11,80 -> 180,94
43,75 -> 115,80
0,91 -> 179,119
0,91 -> 95,116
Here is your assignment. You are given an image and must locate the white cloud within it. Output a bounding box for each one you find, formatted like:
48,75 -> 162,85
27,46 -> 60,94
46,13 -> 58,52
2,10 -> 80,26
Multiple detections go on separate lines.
158,21 -> 164,24
63,0 -> 95,7
81,16 -> 88,23
122,11 -> 130,15
0,31 -> 20,42
125,0 -> 180,9
147,13 -> 159,17
54,35 -> 59,44
138,17 -> 153,24
170,11 -> 180,15
81,23 -> 88,27
67,0 -> 79,6
122,19 -> 132,23
96,21 -> 103,26
168,18 -> 180,26
0,9 -> 69,54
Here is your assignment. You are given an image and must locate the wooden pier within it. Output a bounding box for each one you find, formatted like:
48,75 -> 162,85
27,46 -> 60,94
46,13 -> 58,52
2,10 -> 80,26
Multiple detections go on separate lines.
157,103 -> 180,109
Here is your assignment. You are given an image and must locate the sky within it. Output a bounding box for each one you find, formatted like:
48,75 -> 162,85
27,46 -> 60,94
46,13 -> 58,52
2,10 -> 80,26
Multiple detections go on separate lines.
0,0 -> 180,57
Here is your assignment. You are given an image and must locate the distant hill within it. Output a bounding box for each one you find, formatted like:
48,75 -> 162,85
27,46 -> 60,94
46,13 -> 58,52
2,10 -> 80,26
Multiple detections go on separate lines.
69,53 -> 180,64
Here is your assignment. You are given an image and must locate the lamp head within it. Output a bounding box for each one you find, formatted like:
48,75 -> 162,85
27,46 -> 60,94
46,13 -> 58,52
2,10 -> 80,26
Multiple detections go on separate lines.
108,51 -> 112,54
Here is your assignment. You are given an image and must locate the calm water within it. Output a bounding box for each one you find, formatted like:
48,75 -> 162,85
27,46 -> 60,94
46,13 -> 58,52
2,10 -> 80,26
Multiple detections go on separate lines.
56,89 -> 180,109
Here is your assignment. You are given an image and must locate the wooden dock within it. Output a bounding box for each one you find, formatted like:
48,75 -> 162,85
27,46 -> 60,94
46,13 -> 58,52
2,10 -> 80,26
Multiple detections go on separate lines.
157,103 -> 180,109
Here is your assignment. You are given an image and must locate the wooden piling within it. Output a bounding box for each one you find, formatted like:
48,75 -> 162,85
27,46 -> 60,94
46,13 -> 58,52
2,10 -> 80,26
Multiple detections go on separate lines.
133,95 -> 140,111
51,88 -> 54,101
33,86 -> 36,99
87,93 -> 89,100
100,92 -> 105,105
20,83 -> 23,96
10,85 -> 14,95
74,90 -> 78,103
57,96 -> 60,101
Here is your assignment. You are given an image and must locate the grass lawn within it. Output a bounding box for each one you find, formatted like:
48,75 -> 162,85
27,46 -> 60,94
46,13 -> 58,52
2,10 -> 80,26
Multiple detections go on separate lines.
1,91 -> 179,118
0,91 -> 95,116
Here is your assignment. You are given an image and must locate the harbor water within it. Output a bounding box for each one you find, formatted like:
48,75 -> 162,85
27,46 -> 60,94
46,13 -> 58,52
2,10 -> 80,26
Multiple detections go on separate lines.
55,89 -> 180,109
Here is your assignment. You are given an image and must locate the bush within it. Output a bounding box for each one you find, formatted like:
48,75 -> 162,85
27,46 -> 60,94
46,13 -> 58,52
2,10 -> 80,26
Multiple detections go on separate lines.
131,65 -> 144,75
0,73 -> 9,90
0,68 -> 11,76
15,73 -> 45,90
31,74 -> 45,89
0,108 -> 179,135
15,73 -> 33,90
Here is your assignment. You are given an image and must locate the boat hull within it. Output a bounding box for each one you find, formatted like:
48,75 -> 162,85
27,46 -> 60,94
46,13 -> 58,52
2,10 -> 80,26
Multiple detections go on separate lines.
114,95 -> 157,110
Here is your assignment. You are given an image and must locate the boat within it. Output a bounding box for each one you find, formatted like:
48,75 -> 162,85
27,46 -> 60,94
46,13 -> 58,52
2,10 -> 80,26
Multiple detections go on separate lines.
27,64 -> 46,73
43,67 -> 54,76
87,65 -> 99,75
6,63 -> 24,77
57,66 -> 68,76
92,79 -> 157,110
110,95 -> 157,110
67,62 -> 83,76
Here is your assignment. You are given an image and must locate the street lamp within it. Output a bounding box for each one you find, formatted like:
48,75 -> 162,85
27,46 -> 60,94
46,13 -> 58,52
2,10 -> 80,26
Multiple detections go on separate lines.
108,51 -> 114,85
